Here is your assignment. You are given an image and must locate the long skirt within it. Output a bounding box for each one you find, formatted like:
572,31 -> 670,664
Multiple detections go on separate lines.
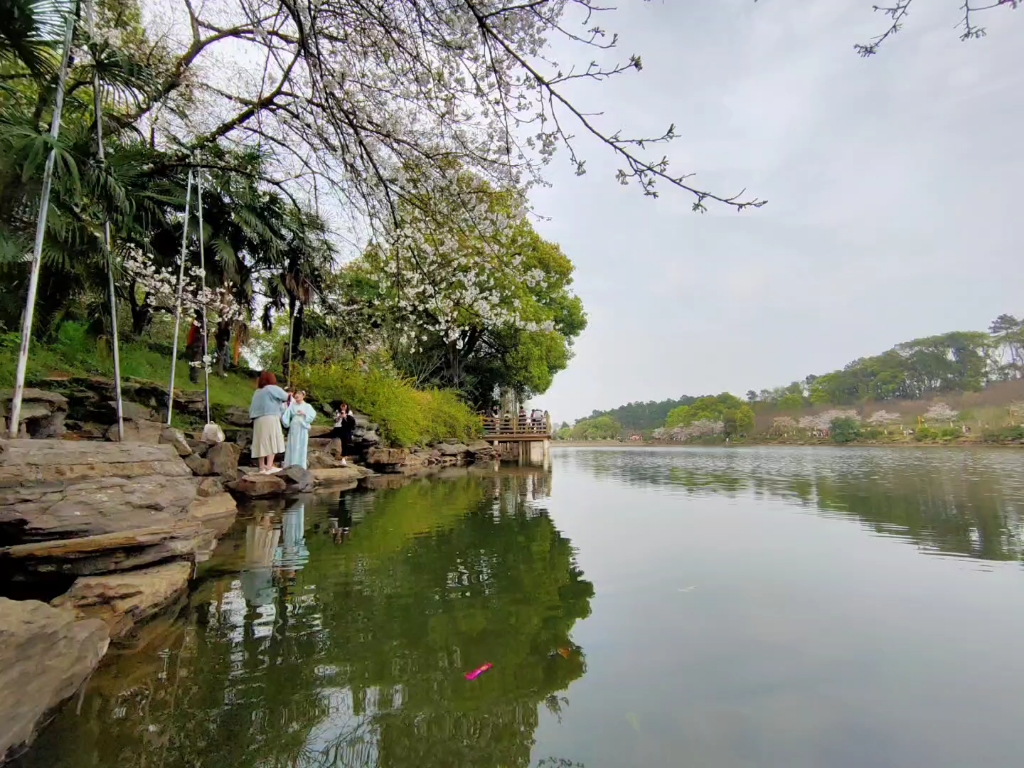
251,415 -> 285,458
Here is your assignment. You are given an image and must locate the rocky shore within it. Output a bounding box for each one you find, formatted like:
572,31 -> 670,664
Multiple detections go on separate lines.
0,381 -> 499,762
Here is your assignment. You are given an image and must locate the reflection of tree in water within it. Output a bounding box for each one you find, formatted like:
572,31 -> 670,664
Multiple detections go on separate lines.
19,470 -> 590,768
568,448 -> 1024,563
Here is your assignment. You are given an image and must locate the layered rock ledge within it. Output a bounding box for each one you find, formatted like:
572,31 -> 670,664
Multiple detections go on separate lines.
0,439 -> 239,762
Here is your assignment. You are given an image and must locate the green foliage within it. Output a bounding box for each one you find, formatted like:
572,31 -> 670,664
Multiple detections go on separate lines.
722,405 -> 755,437
569,415 -> 621,440
666,393 -> 748,430
776,392 -> 804,410
583,396 -> 696,432
805,332 -> 995,406
830,417 -> 861,444
293,360 -> 481,447
983,425 -> 1024,443
914,426 -> 938,442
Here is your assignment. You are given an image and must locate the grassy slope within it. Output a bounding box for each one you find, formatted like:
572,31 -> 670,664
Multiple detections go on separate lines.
0,327 -> 481,445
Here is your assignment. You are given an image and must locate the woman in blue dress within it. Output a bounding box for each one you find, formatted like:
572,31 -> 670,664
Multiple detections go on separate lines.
282,389 -> 316,469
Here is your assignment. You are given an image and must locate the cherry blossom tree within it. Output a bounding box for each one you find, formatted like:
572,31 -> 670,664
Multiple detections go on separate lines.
126,0 -> 768,223
867,410 -> 902,426
670,420 -> 723,442
799,410 -> 859,433
350,170 -> 585,402
771,416 -> 797,436
924,403 -> 960,425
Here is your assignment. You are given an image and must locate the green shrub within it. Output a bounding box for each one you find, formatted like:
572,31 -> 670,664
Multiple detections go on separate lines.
938,427 -> 961,441
982,426 -> 1024,443
914,426 -> 938,441
830,416 -> 861,444
293,361 -> 480,446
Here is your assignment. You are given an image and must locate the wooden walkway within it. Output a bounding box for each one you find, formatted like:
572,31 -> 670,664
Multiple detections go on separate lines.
481,415 -> 551,441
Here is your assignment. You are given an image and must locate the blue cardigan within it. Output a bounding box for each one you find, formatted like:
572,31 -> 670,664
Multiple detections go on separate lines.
249,385 -> 289,419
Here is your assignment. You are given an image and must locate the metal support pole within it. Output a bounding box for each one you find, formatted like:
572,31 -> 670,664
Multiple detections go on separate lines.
166,171 -> 193,426
8,9 -> 78,439
196,172 -> 210,425
87,0 -> 123,441
286,304 -> 296,386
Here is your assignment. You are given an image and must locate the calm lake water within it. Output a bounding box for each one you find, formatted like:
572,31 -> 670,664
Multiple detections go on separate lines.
16,447 -> 1024,768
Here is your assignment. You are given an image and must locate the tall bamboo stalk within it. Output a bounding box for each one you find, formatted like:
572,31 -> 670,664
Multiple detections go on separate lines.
196,172 -> 211,424
87,0 -> 123,441
166,171 -> 193,426
8,8 -> 79,439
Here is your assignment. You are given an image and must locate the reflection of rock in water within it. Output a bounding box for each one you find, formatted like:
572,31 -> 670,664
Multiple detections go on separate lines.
13,470 -> 593,768
243,514 -> 280,607
274,502 -> 310,571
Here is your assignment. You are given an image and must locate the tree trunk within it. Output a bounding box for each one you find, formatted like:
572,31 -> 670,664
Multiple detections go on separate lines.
215,321 -> 231,376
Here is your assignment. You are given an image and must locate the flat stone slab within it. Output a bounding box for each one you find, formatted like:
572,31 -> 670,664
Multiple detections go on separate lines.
0,474 -> 198,544
0,521 -> 206,575
231,473 -> 287,498
0,440 -> 189,488
0,598 -> 109,762
51,561 -> 192,640
311,466 -> 370,486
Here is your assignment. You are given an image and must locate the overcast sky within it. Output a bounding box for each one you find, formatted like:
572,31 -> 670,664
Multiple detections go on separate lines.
524,0 -> 1024,424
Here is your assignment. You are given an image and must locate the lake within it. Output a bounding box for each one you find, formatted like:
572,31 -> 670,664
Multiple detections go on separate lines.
14,447 -> 1024,768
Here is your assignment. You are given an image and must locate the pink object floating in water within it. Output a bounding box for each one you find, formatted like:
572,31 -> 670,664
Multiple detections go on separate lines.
464,663 -> 493,681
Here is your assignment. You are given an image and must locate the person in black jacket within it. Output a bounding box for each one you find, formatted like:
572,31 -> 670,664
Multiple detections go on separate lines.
331,403 -> 357,466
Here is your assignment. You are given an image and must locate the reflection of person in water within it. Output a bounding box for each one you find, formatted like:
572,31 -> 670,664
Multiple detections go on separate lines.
242,513 -> 280,607
329,491 -> 355,544
274,501 -> 310,571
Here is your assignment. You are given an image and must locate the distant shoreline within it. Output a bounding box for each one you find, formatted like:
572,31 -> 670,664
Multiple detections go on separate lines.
552,440 -> 1024,449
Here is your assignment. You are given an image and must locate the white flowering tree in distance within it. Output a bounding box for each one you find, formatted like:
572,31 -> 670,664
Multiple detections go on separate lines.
924,403 -> 960,426
354,169 -> 585,402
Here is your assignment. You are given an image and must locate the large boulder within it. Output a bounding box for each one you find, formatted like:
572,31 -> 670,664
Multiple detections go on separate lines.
1,521 -> 207,576
366,447 -> 409,468
0,598 -> 109,762
105,419 -> 163,443
51,561 -> 191,641
434,442 -> 469,457
231,473 -> 286,498
195,476 -> 224,497
206,441 -> 241,481
0,441 -> 216,577
184,454 -> 213,476
222,407 -> 251,428
186,439 -> 211,456
0,472 -> 197,544
115,400 -> 155,422
310,465 -> 369,487
279,466 -> 315,493
0,388 -> 68,439
308,450 -> 344,469
467,440 -> 498,459
0,440 -> 189,488
159,427 -> 192,457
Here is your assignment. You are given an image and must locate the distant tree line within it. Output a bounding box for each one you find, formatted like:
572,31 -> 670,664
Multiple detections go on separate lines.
749,315 -> 1024,409
570,314 -> 1024,440
581,396 -> 697,432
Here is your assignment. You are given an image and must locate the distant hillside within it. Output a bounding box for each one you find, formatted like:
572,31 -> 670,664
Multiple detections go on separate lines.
582,396 -> 697,432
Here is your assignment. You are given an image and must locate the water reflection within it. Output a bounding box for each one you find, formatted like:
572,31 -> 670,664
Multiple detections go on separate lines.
18,466 -> 592,768
275,501 -> 311,572
564,447 -> 1024,563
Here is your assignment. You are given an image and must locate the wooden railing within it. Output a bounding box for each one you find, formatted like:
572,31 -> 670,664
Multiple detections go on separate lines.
481,413 -> 552,438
